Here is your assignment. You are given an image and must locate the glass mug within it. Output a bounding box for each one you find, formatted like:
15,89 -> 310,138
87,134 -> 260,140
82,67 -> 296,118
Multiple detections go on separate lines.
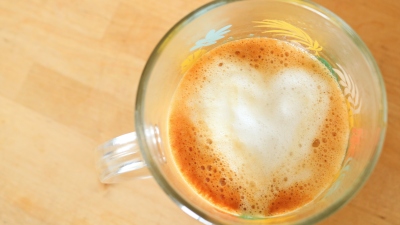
96,0 -> 387,224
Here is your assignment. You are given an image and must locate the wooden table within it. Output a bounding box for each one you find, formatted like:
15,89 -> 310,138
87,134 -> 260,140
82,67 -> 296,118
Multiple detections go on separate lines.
0,0 -> 398,224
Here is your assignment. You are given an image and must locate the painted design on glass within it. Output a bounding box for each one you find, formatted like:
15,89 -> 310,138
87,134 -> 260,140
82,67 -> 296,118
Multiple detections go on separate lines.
190,25 -> 232,51
324,157 -> 352,198
181,25 -> 232,73
334,66 -> 362,128
347,128 -> 363,158
253,20 -> 323,56
181,49 -> 207,74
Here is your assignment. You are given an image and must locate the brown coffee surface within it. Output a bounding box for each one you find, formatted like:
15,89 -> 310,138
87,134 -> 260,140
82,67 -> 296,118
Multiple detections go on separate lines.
168,38 -> 349,217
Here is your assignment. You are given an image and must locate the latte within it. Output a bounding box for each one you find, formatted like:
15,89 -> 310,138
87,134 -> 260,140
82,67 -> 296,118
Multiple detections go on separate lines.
168,37 -> 349,217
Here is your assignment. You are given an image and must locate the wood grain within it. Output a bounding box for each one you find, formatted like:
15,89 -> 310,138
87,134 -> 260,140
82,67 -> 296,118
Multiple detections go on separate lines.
0,0 -> 398,224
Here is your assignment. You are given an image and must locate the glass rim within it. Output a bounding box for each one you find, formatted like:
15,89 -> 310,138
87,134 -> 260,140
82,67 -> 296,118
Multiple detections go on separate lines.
135,0 -> 388,224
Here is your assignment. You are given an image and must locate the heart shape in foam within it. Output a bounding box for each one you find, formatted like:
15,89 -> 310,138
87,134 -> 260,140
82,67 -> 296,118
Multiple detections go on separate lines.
188,64 -> 331,183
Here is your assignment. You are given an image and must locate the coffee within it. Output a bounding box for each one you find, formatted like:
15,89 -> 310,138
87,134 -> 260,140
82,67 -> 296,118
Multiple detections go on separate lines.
168,38 -> 349,217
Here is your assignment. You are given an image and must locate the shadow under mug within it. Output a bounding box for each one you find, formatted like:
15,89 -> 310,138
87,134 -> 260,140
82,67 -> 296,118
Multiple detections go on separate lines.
96,0 -> 387,224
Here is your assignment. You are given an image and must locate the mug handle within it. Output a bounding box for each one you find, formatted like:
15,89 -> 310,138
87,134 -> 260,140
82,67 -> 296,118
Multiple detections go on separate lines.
96,132 -> 151,183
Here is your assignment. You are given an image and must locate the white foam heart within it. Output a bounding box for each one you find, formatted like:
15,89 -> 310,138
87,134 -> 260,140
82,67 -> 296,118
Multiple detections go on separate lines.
187,63 -> 331,184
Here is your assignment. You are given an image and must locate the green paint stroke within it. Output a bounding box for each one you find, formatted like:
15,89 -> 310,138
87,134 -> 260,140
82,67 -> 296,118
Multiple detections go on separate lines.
317,56 -> 338,81
239,214 -> 263,220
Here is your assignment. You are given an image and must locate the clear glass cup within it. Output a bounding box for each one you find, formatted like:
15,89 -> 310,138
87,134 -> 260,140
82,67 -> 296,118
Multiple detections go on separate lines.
96,0 -> 387,224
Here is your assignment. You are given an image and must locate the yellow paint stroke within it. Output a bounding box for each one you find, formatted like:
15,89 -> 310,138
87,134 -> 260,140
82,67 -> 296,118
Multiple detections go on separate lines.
181,49 -> 206,73
253,20 -> 323,56
346,99 -> 355,128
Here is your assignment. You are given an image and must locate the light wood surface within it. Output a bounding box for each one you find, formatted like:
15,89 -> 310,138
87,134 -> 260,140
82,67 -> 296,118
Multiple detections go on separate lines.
0,0 -> 399,224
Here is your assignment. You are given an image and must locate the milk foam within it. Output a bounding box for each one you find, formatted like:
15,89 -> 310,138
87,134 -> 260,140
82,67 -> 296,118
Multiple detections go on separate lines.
190,66 -> 330,179
168,38 -> 349,216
